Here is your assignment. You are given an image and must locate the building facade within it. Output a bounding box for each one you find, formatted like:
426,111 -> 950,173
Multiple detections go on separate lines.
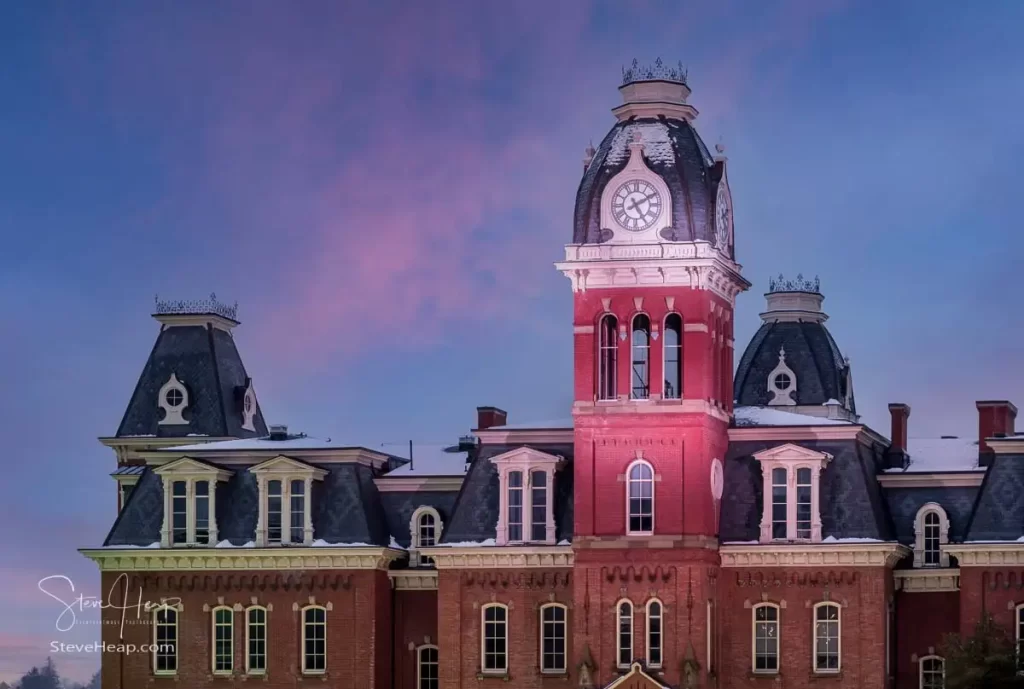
84,63 -> 1024,689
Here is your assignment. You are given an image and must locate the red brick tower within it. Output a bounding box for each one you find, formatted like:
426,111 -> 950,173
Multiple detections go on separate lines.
556,61 -> 749,688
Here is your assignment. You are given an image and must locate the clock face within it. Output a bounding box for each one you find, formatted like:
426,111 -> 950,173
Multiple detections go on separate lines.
715,186 -> 731,249
710,458 -> 724,501
612,179 -> 662,232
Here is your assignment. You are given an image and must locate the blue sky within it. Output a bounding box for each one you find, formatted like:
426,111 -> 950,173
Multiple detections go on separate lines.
2,0 -> 1023,681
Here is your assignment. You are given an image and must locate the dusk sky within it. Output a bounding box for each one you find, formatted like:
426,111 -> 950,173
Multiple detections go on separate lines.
3,0 -> 1024,682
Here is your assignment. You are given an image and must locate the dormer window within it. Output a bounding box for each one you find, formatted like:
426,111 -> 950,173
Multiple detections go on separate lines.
913,503 -> 951,568
410,506 -> 442,566
490,447 -> 564,545
767,347 -> 797,406
241,379 -> 257,432
250,456 -> 327,547
158,373 -> 189,425
154,458 -> 233,547
753,444 -> 832,543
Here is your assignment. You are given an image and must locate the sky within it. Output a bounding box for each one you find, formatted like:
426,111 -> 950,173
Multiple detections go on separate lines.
2,0 -> 1024,682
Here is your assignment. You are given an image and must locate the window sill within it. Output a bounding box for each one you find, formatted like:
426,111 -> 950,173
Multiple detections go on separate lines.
540,670 -> 569,677
476,671 -> 511,680
153,672 -> 178,678
301,670 -> 327,677
748,670 -> 779,679
810,671 -> 843,680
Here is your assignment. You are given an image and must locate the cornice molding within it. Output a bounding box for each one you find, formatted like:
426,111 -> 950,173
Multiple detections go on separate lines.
945,543 -> 1024,566
893,568 -> 960,592
141,447 -> 392,468
877,473 -> 984,488
374,476 -> 464,492
720,543 -> 909,568
985,438 -> 1024,454
474,429 -> 573,445
80,547 -> 404,572
728,425 -> 886,446
388,570 -> 438,590
574,399 -> 731,423
428,546 -> 573,569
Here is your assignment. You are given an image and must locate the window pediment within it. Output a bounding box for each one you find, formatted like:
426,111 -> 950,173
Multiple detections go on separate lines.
487,446 -> 565,469
154,457 -> 233,482
753,443 -> 832,464
250,455 -> 327,480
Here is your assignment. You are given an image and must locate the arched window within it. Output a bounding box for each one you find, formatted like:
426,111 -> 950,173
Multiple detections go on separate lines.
919,655 -> 944,689
481,604 -> 508,674
211,606 -> 234,675
752,603 -> 779,673
771,468 -> 787,539
245,606 -> 267,675
924,512 -> 940,566
631,314 -> 651,399
598,314 -> 618,401
646,599 -> 663,668
153,605 -> 178,675
410,506 -> 442,567
627,460 -> 654,535
418,645 -> 439,689
663,314 -> 682,399
301,606 -> 327,675
539,604 -> 567,673
796,468 -> 812,539
813,602 -> 840,673
914,503 -> 950,568
617,600 -> 633,668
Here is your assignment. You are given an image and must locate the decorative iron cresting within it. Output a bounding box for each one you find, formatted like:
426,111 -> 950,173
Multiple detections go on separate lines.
621,58 -> 688,86
768,274 -> 820,294
154,292 -> 239,321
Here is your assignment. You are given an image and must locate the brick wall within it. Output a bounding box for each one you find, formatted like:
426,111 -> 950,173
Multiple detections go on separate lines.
959,567 -> 1024,636
894,590 -> 958,689
394,589 -> 439,689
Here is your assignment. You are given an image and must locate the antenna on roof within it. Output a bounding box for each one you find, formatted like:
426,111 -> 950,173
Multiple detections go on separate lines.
409,440 -> 414,471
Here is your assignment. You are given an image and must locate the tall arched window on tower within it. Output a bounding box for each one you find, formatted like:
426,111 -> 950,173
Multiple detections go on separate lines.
631,314 -> 651,399
617,600 -> 633,669
627,460 -> 654,535
598,314 -> 618,401
663,314 -> 682,399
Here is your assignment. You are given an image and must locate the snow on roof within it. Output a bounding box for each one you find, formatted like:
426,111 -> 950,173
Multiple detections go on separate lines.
487,418 -> 573,430
883,437 -> 983,473
162,435 -> 361,452
383,445 -> 468,477
733,406 -> 853,427
605,121 -> 678,165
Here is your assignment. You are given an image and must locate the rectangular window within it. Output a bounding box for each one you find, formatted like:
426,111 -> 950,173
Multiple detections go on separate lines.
482,605 -> 508,673
194,481 -> 210,545
753,605 -> 779,673
419,646 -> 439,689
531,471 -> 547,542
171,481 -> 188,545
120,482 -> 134,510
247,607 -> 266,674
796,468 -> 812,539
541,605 -> 566,673
289,479 -> 305,544
213,608 -> 233,674
302,607 -> 326,674
154,607 -> 178,674
814,604 -> 840,672
618,602 -> 633,668
507,472 -> 523,542
267,480 -> 283,544
771,469 -> 787,540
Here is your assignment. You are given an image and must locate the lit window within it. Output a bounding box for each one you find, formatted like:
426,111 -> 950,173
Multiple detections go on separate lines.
302,606 -> 327,674
920,655 -> 944,689
418,646 -> 439,689
752,604 -> 779,673
914,504 -> 949,568
663,314 -> 682,399
813,603 -> 840,673
646,599 -> 663,668
617,600 -> 633,668
754,444 -> 832,543
540,604 -> 567,673
481,604 -> 508,674
410,506 -> 442,567
212,607 -> 233,674
507,471 -> 524,542
153,606 -> 178,675
796,468 -> 812,539
627,460 -> 654,535
771,468 -> 787,539
246,607 -> 267,674
490,447 -> 562,545
598,315 -> 618,401
631,314 -> 651,399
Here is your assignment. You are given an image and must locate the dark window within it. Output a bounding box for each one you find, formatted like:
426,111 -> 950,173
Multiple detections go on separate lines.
171,481 -> 187,544
507,472 -> 523,542
618,601 -> 633,667
753,605 -> 779,672
419,646 -> 439,689
628,462 -> 654,534
921,657 -> 944,689
289,479 -> 305,544
213,607 -> 233,673
247,607 -> 267,673
924,511 -> 941,566
771,468 -> 787,539
541,605 -> 566,672
482,605 -> 507,672
531,471 -> 547,542
663,314 -> 682,399
631,315 -> 651,399
647,600 -> 662,667
796,468 -> 812,539
194,481 -> 209,545
814,604 -> 840,672
165,388 -> 184,407
773,373 -> 792,390
598,315 -> 618,401
267,480 -> 282,544
303,607 -> 326,673
154,607 -> 178,673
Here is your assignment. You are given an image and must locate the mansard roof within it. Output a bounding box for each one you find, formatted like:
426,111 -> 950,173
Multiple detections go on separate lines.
962,450 -> 1024,542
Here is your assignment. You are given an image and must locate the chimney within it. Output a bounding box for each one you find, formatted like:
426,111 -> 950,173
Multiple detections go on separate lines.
977,401 -> 1018,462
476,406 -> 508,430
885,403 -> 911,470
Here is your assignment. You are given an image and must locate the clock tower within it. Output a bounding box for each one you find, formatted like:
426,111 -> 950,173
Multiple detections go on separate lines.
556,60 -> 749,687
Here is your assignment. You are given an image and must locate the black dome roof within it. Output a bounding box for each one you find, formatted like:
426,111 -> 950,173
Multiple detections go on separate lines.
572,117 -> 721,245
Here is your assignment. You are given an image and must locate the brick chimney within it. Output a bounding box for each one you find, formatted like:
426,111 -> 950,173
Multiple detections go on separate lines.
977,401 -> 1018,463
476,406 -> 508,430
885,403 -> 911,470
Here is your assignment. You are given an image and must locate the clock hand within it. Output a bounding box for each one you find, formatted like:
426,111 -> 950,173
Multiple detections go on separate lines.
627,193 -> 655,213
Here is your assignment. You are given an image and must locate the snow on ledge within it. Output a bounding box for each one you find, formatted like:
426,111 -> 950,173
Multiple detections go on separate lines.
215,540 -> 255,548
436,538 -> 497,547
733,406 -> 852,427
98,542 -> 161,549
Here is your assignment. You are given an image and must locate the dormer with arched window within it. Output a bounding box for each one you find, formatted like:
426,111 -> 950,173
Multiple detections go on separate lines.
410,506 -> 442,567
914,503 -> 951,568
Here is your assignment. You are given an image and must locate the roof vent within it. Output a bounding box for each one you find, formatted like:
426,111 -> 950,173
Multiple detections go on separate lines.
458,435 -> 478,452
268,424 -> 289,440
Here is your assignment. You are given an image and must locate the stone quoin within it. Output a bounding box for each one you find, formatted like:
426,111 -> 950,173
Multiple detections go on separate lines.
82,63 -> 1023,689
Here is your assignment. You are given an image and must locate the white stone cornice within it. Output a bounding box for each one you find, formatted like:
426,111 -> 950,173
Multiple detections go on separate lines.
720,543 -> 909,568
984,438 -> 1024,454
945,543 -> 1024,566
474,429 -> 573,445
389,570 -> 439,590
80,547 -> 405,572
877,474 -> 984,488
727,425 -> 887,446
428,546 -> 573,570
893,568 -> 960,592
573,399 -> 731,423
374,476 -> 464,492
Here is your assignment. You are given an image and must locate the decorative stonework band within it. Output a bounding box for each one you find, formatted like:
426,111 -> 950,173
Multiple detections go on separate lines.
80,547 -> 405,571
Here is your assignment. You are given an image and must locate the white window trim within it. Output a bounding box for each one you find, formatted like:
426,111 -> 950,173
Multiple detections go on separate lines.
154,458 -> 233,547
417,644 -> 439,689
245,605 -> 268,675
661,312 -> 683,400
158,373 -> 189,425
812,602 -> 841,674
645,598 -> 663,669
752,603 -> 780,675
301,605 -> 327,675
251,456 -> 327,547
626,458 -> 655,536
767,347 -> 797,406
490,447 -> 564,545
914,503 -> 951,568
630,313 -> 652,400
919,654 -> 945,688
480,603 -> 509,675
1016,603 -> 1024,667
410,506 -> 442,567
597,313 -> 619,402
754,444 -> 832,543
211,605 -> 234,676
539,603 -> 568,674
152,604 -> 179,676
241,378 -> 258,431
617,599 -> 634,669
114,474 -> 140,511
